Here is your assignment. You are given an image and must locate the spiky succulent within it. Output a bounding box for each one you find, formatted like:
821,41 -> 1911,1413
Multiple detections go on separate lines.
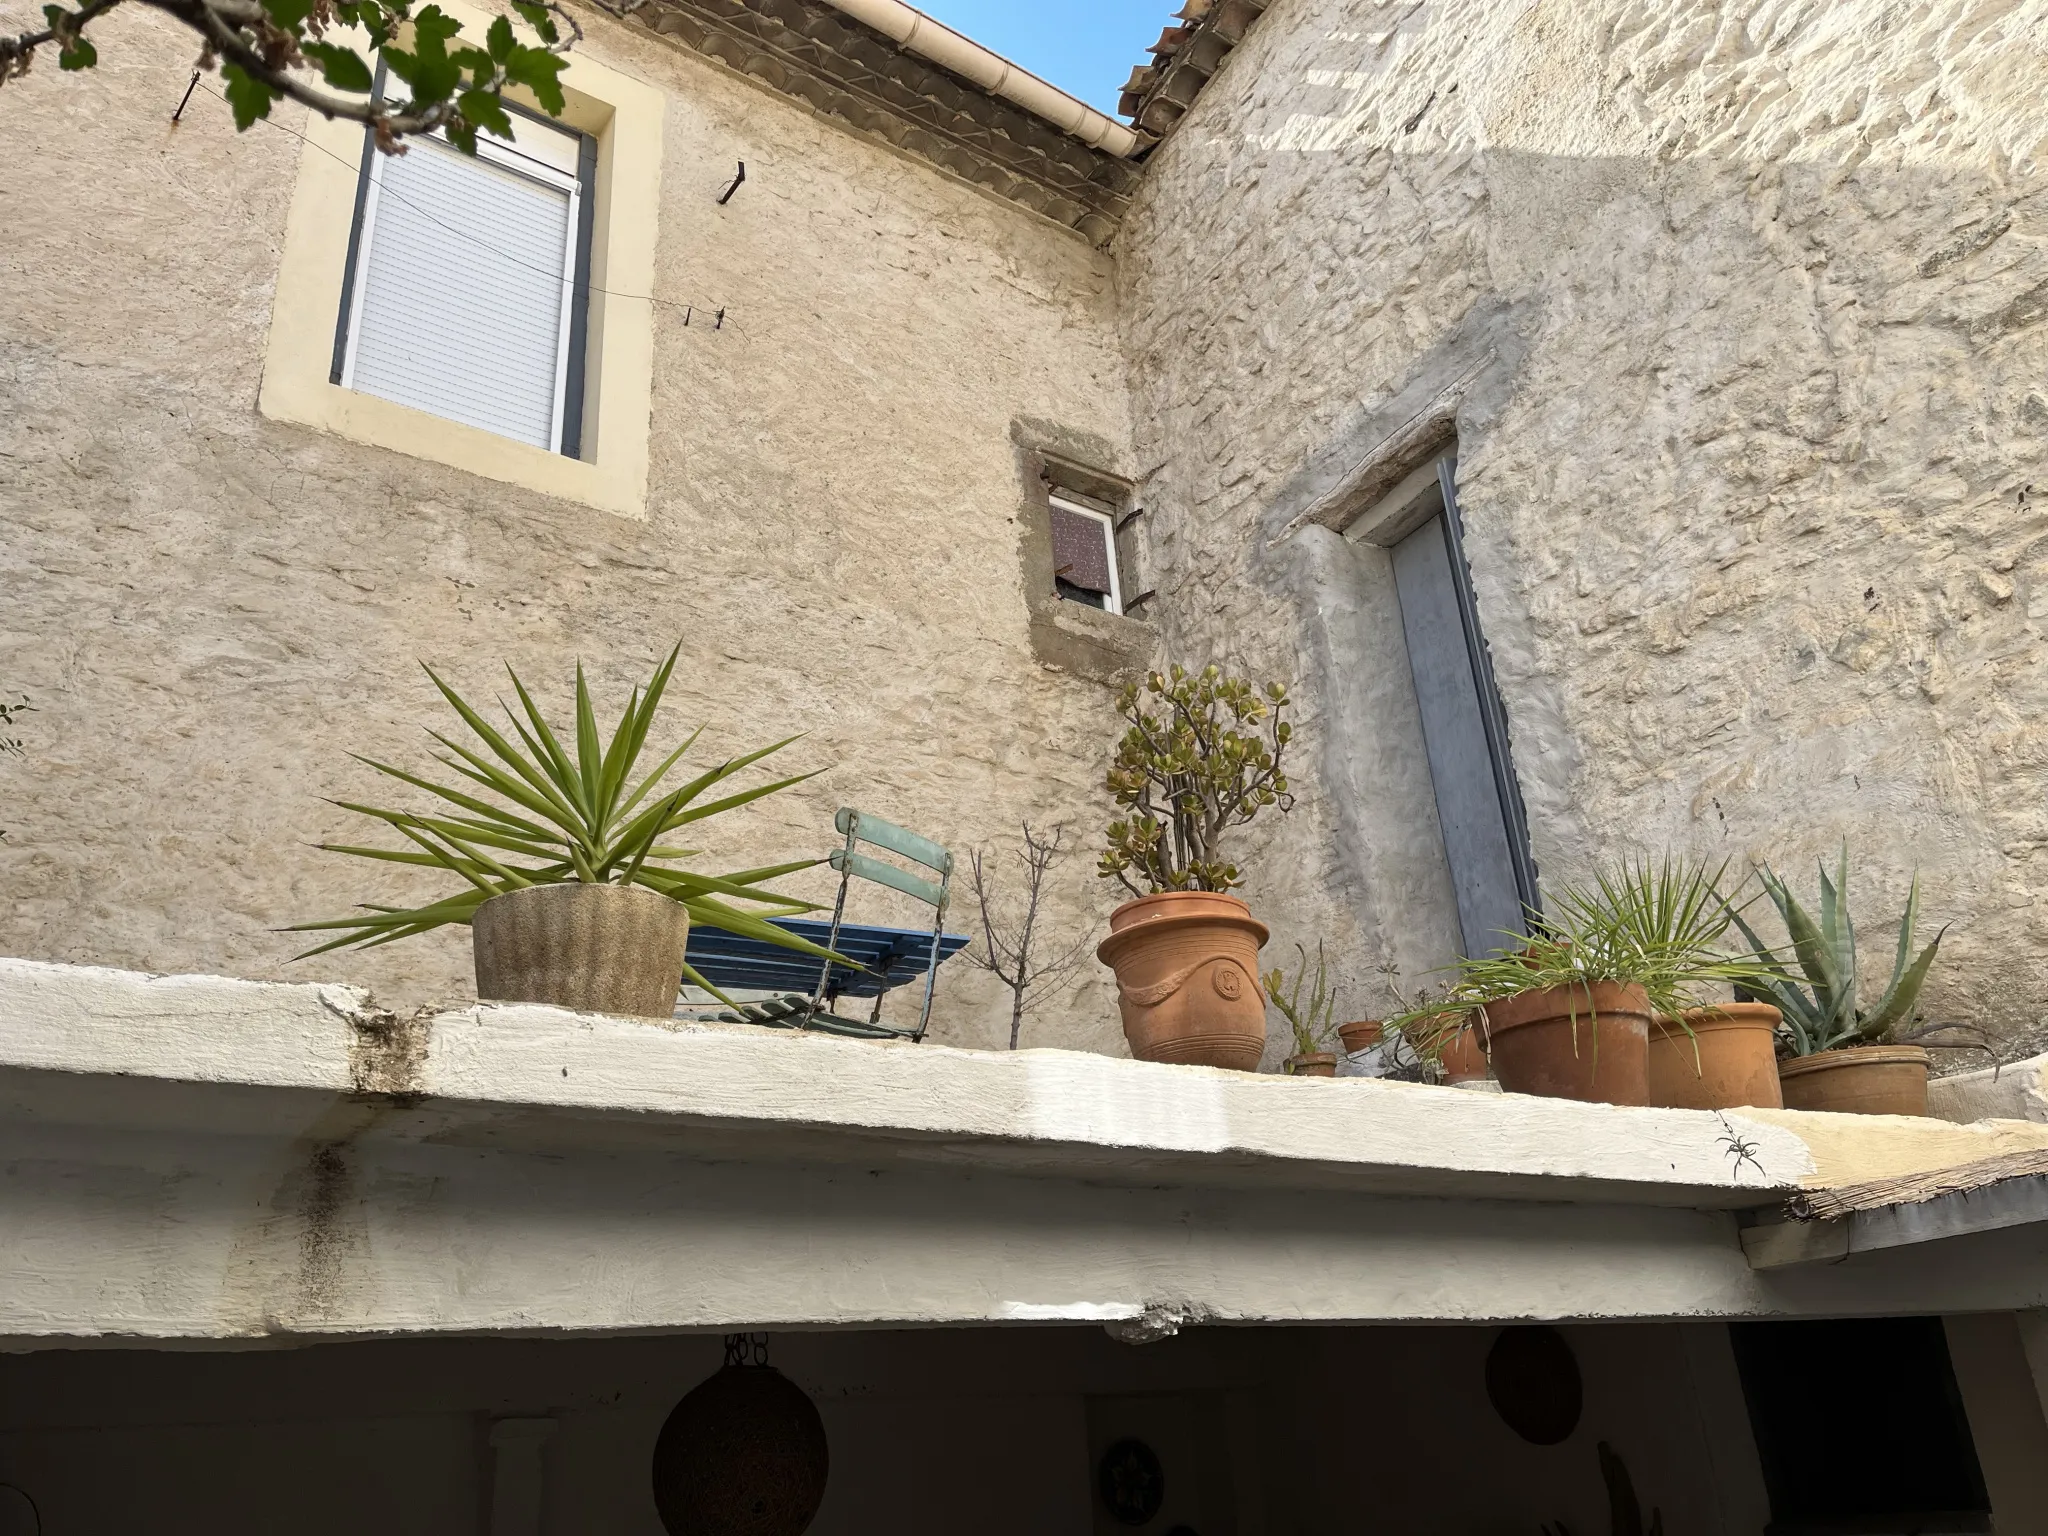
1725,845 -> 1944,1056
287,644 -> 838,994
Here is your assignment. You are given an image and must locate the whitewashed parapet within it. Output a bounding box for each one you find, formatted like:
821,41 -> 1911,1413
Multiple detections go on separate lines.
1928,1055 -> 2048,1127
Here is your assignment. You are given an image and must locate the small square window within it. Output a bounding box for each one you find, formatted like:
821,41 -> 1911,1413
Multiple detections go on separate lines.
333,111 -> 593,456
1049,494 -> 1122,615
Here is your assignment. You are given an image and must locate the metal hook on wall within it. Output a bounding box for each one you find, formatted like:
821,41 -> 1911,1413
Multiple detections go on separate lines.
717,160 -> 747,205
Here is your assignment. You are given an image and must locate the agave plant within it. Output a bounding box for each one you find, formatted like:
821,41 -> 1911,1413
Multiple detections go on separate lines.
1724,845 -> 1944,1057
288,644 -> 839,994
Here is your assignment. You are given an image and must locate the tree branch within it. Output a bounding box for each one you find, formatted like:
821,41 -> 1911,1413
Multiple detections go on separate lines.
8,0 -> 589,153
2,0 -> 125,80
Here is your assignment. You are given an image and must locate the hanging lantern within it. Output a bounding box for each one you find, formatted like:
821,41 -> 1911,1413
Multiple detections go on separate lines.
651,1335 -> 829,1536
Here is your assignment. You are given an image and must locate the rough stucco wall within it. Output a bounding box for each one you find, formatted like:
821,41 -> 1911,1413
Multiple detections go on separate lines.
0,3 -> 1140,1050
1119,0 -> 2048,1054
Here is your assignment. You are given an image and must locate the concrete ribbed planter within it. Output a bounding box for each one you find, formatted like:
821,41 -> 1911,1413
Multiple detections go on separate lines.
471,883 -> 689,1020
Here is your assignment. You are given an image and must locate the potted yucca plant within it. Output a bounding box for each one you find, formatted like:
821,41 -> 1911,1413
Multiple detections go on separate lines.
1726,847 -> 1969,1116
1095,663 -> 1293,1070
1422,860 -> 1770,1105
289,645 -> 840,1020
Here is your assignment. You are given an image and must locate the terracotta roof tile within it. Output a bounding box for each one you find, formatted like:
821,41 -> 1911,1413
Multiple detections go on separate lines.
1120,0 -> 1269,153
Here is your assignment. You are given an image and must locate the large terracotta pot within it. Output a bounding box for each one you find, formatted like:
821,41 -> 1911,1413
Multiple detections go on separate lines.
1648,1003 -> 1785,1110
1483,982 -> 1651,1105
1778,1045 -> 1930,1116
472,882 -> 690,1020
1097,891 -> 1270,1070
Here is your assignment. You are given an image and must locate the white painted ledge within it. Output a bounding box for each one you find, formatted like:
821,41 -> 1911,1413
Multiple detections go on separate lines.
1929,1054 -> 2048,1126
0,956 -> 1822,1207
5,959 -> 2048,1340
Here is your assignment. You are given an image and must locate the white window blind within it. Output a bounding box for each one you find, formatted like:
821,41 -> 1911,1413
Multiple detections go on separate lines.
341,119 -> 582,452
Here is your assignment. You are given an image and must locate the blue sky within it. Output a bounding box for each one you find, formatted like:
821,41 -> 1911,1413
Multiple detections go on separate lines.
913,0 -> 1173,115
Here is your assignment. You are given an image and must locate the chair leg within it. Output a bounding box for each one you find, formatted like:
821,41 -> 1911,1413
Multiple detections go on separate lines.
810,825 -> 858,1028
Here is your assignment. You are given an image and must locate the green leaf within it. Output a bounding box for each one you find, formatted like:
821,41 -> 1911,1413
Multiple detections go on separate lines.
425,663 -> 585,826
220,62 -> 281,127
1887,874 -> 1922,997
682,899 -> 848,963
261,0 -> 315,29
660,770 -> 823,833
352,753 -> 555,840
1767,869 -> 1844,1018
574,661 -> 603,822
486,14 -> 516,61
679,956 -> 742,1011
594,686 -> 647,829
1863,928 -> 1945,1039
509,0 -> 559,44
500,664 -> 593,827
612,724 -> 706,823
57,31 -> 95,68
411,3 -> 460,45
502,45 -> 566,117
301,42 -> 375,93
423,733 -> 582,841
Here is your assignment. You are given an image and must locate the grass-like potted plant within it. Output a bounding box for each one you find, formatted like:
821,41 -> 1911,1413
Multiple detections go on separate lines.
1611,862 -> 1786,1111
1726,848 -> 1967,1116
1096,663 -> 1293,1071
1428,860 -> 1770,1105
1378,966 -> 1487,1085
1266,941 -> 1340,1076
289,646 -> 839,1020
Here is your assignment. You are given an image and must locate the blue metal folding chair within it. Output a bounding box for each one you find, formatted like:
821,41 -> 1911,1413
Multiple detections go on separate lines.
679,808 -> 967,1041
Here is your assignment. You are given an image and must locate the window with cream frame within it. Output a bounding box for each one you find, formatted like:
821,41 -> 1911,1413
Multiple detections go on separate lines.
258,8 -> 662,519
334,101 -> 594,456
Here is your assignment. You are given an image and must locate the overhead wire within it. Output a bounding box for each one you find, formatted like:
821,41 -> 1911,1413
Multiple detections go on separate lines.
187,78 -> 750,337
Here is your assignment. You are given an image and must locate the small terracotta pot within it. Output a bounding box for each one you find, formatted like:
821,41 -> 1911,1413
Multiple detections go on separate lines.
1647,1003 -> 1785,1110
1097,891 -> 1270,1071
472,882 -> 690,1019
1483,982 -> 1651,1105
1438,1023 -> 1490,1084
1337,1020 -> 1383,1055
1778,1045 -> 1931,1116
1286,1052 -> 1338,1077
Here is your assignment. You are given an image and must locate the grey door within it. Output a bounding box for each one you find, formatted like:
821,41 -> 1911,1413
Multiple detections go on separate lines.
1390,465 -> 1538,954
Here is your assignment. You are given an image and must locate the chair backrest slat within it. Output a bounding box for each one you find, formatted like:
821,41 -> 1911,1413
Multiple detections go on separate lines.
831,848 -> 946,909
835,808 -> 952,873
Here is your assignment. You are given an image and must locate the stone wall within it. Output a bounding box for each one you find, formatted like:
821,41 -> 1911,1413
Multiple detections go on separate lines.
1118,0 -> 2048,1055
0,3 -> 1139,1050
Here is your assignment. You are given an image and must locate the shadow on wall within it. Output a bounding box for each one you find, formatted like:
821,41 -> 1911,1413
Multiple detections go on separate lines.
1123,131 -> 2048,1052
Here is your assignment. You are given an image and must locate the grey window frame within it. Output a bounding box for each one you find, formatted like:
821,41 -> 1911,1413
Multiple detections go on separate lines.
327,76 -> 600,461
1434,458 -> 1540,922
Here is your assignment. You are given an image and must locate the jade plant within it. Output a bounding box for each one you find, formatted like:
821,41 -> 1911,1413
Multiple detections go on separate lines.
1725,846 -> 1948,1056
288,645 -> 837,992
1099,663 -> 1293,896
1265,941 -> 1340,1068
